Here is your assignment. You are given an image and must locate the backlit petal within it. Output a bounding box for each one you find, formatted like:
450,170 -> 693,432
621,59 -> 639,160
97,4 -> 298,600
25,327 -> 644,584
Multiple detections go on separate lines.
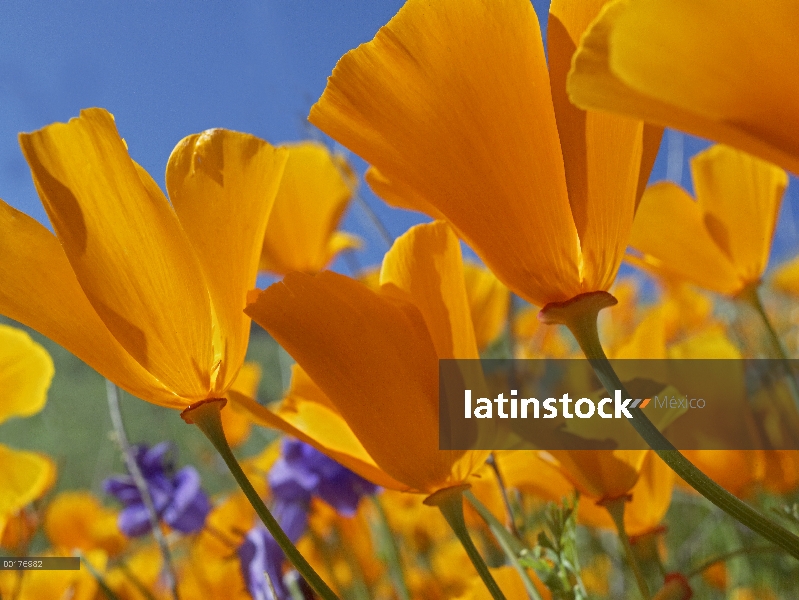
310,0 -> 582,306
364,167 -> 444,219
246,271 -> 467,492
690,145 -> 787,284
0,324 -> 53,425
229,390 -> 405,491
259,143 -> 356,275
463,263 -> 510,351
629,182 -> 741,294
166,129 -> 286,393
549,0 -> 646,291
568,0 -> 799,175
545,449 -> 647,500
0,201 -> 180,407
19,108 -> 214,399
379,222 -> 479,359
0,445 -> 54,538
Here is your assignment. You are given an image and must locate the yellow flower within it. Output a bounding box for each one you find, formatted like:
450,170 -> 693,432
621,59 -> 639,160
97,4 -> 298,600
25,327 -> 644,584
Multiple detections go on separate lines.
309,0 -> 660,308
463,262 -> 510,351
260,142 -> 360,275
44,491 -> 127,557
567,0 -> 799,175
0,108 -> 286,409
243,221 -> 489,494
629,145 -> 787,296
0,324 -> 55,540
0,550 -> 106,600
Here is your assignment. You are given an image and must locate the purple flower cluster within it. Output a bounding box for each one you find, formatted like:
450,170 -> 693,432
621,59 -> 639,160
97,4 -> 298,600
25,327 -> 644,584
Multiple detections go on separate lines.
239,439 -> 379,600
103,442 -> 211,538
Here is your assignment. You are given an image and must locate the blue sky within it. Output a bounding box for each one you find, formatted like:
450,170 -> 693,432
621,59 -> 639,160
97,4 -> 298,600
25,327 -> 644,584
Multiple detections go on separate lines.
1,0 -> 797,279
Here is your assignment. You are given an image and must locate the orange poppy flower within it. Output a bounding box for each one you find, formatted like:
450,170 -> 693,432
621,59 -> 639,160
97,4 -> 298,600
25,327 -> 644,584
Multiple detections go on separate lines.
309,0 -> 660,308
0,108 -> 286,409
567,0 -> 799,175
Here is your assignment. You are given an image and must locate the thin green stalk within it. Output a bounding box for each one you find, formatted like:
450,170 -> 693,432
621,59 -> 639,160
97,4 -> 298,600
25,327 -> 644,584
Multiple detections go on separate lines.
106,381 -> 180,600
118,563 -> 159,600
354,193 -> 395,248
685,545 -> 779,579
465,491 -> 543,600
78,551 -> 121,600
181,399 -> 339,600
488,453 -> 521,539
371,496 -> 411,600
737,282 -> 799,411
603,498 -> 651,599
424,485 -> 507,600
539,291 -> 799,560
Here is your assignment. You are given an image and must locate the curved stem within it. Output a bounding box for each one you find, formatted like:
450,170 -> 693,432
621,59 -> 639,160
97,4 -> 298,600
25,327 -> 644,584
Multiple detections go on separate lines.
371,496 -> 411,600
487,453 -> 521,538
181,399 -> 339,600
425,486 -> 507,600
106,381 -> 180,600
539,292 -> 799,560
603,498 -> 651,599
737,282 -> 799,411
465,491 -> 543,600
685,545 -> 779,579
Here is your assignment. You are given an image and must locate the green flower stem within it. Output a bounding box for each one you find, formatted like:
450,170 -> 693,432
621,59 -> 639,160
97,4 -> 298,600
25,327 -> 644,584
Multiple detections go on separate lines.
737,282 -> 799,411
539,291 -> 799,560
78,551 -> 121,600
106,381 -> 180,600
603,497 -> 651,599
465,491 -> 543,600
487,453 -> 521,538
424,485 -> 507,600
371,496 -> 411,600
181,398 -> 339,600
685,545 -> 779,579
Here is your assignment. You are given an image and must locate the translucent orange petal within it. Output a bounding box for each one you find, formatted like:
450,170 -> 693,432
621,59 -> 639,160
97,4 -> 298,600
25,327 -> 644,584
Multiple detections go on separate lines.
0,201 -> 180,407
629,182 -> 742,294
568,0 -> 799,175
545,449 -> 647,500
260,143 -> 356,275
245,271 -> 467,492
166,129 -> 287,394
549,0 -> 646,292
19,108 -> 214,399
0,445 -> 55,537
463,263 -> 510,351
310,0 -> 582,306
379,222 -> 479,359
364,167 -> 444,219
229,390 -> 405,491
0,325 -> 53,425
44,491 -> 127,556
690,145 -> 787,285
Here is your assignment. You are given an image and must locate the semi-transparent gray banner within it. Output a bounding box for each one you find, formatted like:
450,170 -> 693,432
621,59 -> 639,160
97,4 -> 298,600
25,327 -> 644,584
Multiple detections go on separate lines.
439,359 -> 799,450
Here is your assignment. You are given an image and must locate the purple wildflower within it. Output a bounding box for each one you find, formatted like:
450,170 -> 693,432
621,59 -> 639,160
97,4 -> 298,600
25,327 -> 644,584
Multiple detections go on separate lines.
103,441 -> 210,537
238,438 -> 379,599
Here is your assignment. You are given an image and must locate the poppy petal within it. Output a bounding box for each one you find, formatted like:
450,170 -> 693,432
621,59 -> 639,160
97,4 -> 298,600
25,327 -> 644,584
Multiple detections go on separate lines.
18,108 -> 214,399
549,0 -> 645,292
568,0 -> 799,175
0,445 -> 54,538
0,325 -> 53,425
310,0 -> 582,306
246,271 -> 465,492
0,201 -> 180,407
629,182 -> 741,294
260,143 -> 356,275
690,145 -> 787,284
379,222 -> 479,359
166,129 -> 287,394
